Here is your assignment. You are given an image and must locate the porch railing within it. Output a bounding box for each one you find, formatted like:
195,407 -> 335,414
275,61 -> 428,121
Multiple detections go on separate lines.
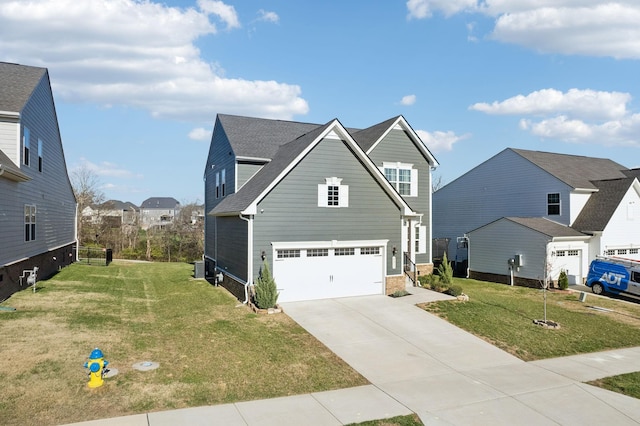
404,252 -> 417,286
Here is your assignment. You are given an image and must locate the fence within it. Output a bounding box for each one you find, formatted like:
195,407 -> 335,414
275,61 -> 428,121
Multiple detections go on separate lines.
75,246 -> 113,266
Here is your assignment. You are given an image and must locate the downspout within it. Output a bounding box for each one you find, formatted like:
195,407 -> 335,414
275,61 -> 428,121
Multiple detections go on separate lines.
238,214 -> 253,304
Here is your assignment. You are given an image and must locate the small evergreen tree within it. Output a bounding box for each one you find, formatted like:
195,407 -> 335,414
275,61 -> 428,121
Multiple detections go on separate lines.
253,261 -> 279,309
437,252 -> 454,285
558,269 -> 569,290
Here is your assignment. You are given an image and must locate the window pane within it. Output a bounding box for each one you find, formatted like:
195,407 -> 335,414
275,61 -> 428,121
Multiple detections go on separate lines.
548,205 -> 560,215
398,183 -> 411,196
548,193 -> 560,203
335,248 -> 355,256
328,185 -> 339,206
398,169 -> 411,182
384,168 -> 396,182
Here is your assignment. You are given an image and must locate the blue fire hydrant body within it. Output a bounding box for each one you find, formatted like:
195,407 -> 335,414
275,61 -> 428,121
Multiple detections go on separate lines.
84,348 -> 109,388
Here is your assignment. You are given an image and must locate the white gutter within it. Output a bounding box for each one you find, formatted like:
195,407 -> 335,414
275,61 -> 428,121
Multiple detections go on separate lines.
238,214 -> 253,304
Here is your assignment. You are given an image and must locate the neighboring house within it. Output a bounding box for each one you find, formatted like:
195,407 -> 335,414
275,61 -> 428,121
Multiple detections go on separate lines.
433,148 -> 640,285
0,62 -> 77,301
139,197 -> 180,229
204,114 -> 438,303
82,200 -> 138,226
190,205 -> 205,225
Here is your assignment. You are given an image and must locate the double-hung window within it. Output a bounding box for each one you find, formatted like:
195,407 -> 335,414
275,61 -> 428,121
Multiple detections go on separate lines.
318,177 -> 349,208
547,193 -> 560,215
382,162 -> 417,196
23,127 -> 30,166
38,139 -> 43,172
25,205 -> 36,241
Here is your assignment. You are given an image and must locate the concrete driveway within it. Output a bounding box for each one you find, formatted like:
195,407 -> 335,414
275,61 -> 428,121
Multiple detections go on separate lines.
283,288 -> 640,425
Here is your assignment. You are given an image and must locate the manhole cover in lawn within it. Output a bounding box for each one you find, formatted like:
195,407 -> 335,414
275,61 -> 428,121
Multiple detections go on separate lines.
132,361 -> 160,371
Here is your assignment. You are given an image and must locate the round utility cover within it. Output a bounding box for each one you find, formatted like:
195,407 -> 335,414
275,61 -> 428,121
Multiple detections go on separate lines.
104,368 -> 119,378
132,361 -> 160,371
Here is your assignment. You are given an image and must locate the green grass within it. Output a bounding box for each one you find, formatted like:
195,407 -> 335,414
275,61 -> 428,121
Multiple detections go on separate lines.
589,372 -> 640,399
421,278 -> 640,361
348,414 -> 423,426
0,261 -> 367,425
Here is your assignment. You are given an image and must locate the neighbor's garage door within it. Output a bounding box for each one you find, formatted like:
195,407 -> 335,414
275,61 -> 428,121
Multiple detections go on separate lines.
554,249 -> 583,285
272,243 -> 385,302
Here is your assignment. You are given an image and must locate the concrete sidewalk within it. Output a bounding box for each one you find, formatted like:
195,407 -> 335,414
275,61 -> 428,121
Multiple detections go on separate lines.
65,287 -> 640,425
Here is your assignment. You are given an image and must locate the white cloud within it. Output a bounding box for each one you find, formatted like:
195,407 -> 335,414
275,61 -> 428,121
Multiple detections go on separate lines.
406,0 -> 476,19
257,9 -> 279,23
75,158 -> 140,179
189,127 -> 212,141
416,129 -> 470,153
0,0 -> 308,121
520,114 -> 640,146
407,1 -> 640,59
472,88 -> 640,146
400,94 -> 417,106
197,0 -> 240,29
470,88 -> 630,120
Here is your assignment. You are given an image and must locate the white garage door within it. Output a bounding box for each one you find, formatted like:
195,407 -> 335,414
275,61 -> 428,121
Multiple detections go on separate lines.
553,249 -> 583,285
272,241 -> 386,302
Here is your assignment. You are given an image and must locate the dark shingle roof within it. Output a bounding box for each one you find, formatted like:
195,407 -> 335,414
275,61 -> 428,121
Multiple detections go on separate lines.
505,217 -> 587,238
351,116 -> 400,152
212,122 -> 333,214
571,178 -> 636,232
0,62 -> 46,113
140,197 -> 180,209
511,148 -> 628,190
217,114 -> 321,160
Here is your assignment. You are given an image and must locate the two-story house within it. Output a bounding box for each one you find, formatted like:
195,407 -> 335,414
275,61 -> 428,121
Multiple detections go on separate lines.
204,114 -> 438,303
0,62 -> 77,301
82,200 -> 138,226
139,197 -> 180,229
433,148 -> 640,286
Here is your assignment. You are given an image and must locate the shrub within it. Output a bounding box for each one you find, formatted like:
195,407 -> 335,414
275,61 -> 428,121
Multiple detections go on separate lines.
390,289 -> 410,298
253,261 -> 279,309
437,252 -> 454,286
446,285 -> 463,297
419,274 -> 439,289
558,270 -> 569,290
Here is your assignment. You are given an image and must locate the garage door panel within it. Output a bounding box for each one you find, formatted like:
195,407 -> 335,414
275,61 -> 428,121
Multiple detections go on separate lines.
273,244 -> 384,303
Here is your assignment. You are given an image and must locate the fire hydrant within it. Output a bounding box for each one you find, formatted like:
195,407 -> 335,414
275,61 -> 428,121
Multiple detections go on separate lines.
84,348 -> 109,388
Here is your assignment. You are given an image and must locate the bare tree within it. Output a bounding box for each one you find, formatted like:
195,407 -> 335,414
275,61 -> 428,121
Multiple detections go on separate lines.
432,174 -> 445,192
70,165 -> 105,245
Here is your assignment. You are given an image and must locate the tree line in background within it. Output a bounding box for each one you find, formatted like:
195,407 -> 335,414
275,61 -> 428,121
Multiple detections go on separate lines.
71,166 -> 204,263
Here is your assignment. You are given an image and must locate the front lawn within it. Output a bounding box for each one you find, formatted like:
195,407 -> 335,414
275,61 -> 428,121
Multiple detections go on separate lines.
0,261 -> 367,426
421,278 -> 640,361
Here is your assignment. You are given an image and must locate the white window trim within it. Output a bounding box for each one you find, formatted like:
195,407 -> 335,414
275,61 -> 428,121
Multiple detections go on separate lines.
318,177 -> 349,208
381,162 -> 418,197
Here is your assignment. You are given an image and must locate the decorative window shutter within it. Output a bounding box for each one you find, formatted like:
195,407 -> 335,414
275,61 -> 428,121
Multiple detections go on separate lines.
418,226 -> 427,253
410,169 -> 418,197
340,185 -> 349,207
318,184 -> 328,207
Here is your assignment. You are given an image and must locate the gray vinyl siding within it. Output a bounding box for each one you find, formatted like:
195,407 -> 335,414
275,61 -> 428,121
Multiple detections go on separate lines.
204,119 -> 238,260
0,75 -> 76,266
215,216 -> 248,281
253,137 -> 402,281
469,219 -> 549,280
366,128 -> 433,263
236,162 -> 264,190
433,149 -> 573,257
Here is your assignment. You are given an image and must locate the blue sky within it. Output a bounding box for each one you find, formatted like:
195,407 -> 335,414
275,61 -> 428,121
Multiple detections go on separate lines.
1,0 -> 639,205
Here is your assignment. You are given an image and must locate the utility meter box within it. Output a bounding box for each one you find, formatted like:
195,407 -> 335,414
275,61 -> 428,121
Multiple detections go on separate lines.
514,254 -> 524,267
